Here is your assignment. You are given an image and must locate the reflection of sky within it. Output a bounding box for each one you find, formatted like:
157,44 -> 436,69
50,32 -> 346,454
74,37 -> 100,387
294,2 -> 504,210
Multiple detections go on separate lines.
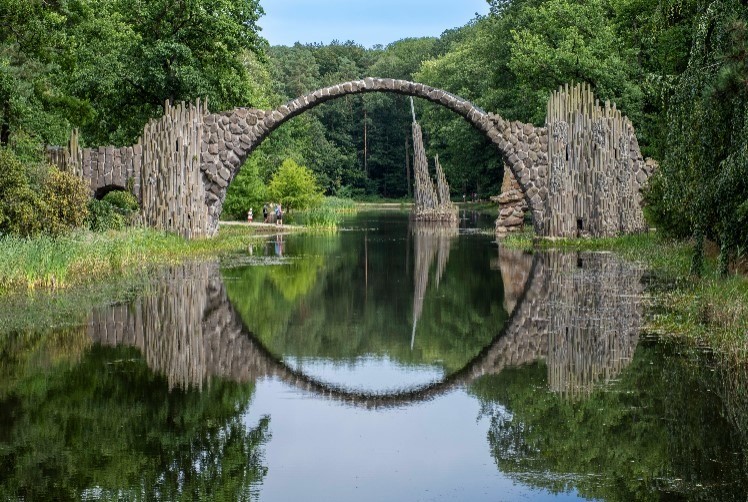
244,376 -> 589,501
280,356 -> 444,393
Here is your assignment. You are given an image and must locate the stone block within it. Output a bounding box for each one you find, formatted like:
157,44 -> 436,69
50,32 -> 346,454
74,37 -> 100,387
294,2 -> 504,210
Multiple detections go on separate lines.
226,151 -> 240,167
502,215 -> 524,227
235,109 -> 248,119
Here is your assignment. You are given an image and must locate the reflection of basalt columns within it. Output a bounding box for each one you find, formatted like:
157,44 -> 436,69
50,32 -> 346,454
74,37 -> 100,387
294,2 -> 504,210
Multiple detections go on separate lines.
88,262 -> 268,390
410,223 -> 459,348
487,251 -> 644,397
87,251 -> 643,405
492,246 -> 534,314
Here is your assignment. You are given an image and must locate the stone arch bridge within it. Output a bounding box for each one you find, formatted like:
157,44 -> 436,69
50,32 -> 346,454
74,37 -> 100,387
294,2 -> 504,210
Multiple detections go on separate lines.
55,79 -> 652,239
88,249 -> 644,409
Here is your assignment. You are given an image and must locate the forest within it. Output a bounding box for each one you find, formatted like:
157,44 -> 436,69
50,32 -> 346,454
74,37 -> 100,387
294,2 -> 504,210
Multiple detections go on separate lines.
0,0 -> 747,263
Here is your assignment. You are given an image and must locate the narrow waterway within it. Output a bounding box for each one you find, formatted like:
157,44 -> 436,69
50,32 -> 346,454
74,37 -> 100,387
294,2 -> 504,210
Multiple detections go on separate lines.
1,211 -> 747,500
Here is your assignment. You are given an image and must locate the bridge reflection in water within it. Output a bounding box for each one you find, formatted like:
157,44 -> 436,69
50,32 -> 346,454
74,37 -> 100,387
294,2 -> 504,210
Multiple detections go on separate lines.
88,247 -> 644,404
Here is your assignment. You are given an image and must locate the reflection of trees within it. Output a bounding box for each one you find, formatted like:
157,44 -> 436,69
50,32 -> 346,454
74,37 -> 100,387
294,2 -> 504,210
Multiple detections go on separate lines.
0,342 -> 269,500
472,342 -> 748,500
0,262 -> 272,499
472,250 -> 748,499
224,218 -> 507,373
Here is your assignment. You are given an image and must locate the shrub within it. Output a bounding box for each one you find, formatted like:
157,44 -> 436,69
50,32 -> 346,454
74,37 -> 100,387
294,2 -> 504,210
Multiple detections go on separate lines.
268,159 -> 323,212
42,167 -> 90,236
2,185 -> 47,237
86,199 -> 125,232
1,149 -> 91,237
0,148 -> 48,237
102,190 -> 139,214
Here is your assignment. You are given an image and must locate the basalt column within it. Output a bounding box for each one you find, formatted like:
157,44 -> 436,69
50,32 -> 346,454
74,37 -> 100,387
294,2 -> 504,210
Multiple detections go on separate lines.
410,103 -> 458,222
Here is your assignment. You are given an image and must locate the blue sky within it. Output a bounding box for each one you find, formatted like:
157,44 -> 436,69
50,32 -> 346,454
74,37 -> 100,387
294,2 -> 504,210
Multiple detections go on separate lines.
259,0 -> 490,48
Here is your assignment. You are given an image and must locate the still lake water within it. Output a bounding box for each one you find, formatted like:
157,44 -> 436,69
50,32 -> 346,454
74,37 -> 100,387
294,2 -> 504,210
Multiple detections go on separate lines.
2,211 -> 748,500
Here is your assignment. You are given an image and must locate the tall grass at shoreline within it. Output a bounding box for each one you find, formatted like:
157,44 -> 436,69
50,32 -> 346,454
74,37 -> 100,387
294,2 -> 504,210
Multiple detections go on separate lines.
291,197 -> 357,231
0,226 -> 260,294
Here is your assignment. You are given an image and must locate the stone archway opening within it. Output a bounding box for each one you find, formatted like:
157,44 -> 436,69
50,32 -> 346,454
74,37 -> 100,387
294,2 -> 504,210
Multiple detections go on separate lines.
94,184 -> 127,200
200,79 -> 547,236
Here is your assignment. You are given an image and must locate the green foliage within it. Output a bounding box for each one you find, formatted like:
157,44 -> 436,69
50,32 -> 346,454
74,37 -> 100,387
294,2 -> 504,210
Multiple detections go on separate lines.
222,159 -> 268,220
102,190 -> 139,213
469,340 -> 748,499
646,1 -> 748,268
0,149 -> 88,237
0,340 -> 269,499
42,167 -> 90,236
223,213 -> 506,373
268,159 -> 323,212
86,199 -> 125,232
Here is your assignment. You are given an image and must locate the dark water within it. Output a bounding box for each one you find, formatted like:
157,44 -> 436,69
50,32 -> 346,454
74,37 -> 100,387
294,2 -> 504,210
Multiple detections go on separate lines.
2,211 -> 748,501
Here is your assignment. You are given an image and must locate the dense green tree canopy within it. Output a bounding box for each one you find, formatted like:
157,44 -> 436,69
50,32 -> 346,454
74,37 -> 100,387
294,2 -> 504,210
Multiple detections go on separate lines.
2,0 -> 746,261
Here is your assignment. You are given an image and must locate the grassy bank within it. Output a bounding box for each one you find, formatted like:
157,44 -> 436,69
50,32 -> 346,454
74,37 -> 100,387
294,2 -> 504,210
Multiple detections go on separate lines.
503,229 -> 748,358
0,225 -> 268,294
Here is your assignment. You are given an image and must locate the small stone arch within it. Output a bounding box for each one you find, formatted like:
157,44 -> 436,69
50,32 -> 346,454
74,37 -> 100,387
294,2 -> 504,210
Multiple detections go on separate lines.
94,184 -> 127,200
199,78 -> 548,235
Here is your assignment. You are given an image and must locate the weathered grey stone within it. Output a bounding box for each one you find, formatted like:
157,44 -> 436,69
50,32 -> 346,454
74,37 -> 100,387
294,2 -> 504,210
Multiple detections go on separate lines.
226,151 -> 240,167
502,215 -> 524,227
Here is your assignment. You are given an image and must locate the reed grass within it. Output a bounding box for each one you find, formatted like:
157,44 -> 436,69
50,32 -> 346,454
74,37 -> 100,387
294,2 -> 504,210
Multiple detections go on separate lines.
0,225 -> 262,294
290,197 -> 357,231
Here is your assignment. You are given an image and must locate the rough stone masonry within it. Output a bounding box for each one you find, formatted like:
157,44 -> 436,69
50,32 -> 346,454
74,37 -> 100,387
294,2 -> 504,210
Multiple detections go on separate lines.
54,79 -> 653,239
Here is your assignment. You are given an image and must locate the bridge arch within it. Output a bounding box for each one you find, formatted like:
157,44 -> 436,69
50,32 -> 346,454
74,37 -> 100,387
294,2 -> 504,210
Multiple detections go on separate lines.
90,249 -> 644,408
199,78 -> 549,235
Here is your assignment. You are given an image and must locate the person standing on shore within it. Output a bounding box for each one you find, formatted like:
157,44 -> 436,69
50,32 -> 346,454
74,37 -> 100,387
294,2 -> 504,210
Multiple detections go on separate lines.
247,208 -> 253,223
275,203 -> 283,226
263,204 -> 269,223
